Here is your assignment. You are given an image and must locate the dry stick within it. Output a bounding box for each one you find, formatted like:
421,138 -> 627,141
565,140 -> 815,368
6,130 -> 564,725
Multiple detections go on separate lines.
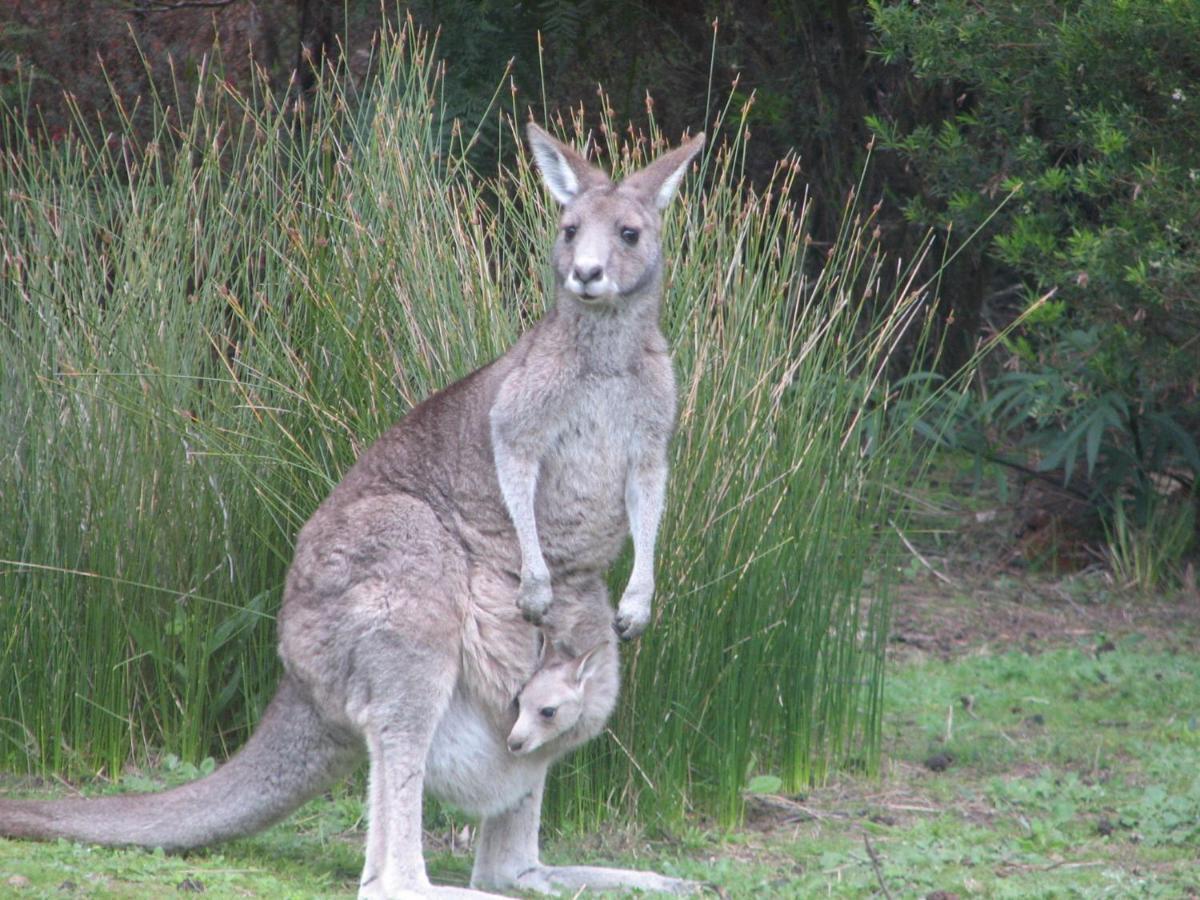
885,802 -> 940,813
996,859 -> 1105,875
863,835 -> 895,900
129,0 -> 241,10
891,521 -> 957,587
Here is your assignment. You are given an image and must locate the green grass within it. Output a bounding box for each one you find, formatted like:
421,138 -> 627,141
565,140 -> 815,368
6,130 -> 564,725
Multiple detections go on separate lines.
831,639 -> 1200,898
0,21 -> 931,829
3,598 -> 1196,897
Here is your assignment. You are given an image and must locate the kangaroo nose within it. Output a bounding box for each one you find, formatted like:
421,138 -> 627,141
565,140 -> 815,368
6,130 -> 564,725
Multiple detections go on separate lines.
574,264 -> 603,285
507,737 -> 524,753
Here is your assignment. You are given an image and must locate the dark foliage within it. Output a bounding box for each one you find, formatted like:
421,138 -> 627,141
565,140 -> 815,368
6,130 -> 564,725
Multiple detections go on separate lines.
871,0 -> 1199,530
3,0 -> 1195,531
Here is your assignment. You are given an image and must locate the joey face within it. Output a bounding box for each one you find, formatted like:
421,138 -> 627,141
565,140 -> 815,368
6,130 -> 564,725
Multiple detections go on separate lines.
506,664 -> 586,756
552,190 -> 661,302
506,642 -> 607,756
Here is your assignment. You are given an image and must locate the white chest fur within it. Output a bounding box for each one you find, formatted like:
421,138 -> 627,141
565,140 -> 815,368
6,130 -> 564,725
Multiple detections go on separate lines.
424,692 -> 545,818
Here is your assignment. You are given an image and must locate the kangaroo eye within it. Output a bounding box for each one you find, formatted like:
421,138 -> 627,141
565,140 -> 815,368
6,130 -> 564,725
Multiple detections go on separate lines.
563,225 -> 577,242
620,227 -> 639,246
539,706 -> 557,720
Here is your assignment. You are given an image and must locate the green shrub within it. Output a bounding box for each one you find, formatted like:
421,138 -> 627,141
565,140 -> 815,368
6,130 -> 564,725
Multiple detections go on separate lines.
868,0 -> 1200,523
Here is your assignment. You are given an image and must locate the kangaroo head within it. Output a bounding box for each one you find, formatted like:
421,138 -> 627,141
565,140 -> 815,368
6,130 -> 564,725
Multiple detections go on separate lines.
507,641 -> 608,756
527,122 -> 704,305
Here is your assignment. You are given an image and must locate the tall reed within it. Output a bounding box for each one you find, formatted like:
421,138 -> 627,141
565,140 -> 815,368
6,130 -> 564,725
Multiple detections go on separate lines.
1,24 -> 926,827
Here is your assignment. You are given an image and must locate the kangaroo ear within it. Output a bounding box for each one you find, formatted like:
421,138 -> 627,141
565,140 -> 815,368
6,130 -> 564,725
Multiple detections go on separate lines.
527,122 -> 609,206
622,132 -> 705,211
571,643 -> 608,687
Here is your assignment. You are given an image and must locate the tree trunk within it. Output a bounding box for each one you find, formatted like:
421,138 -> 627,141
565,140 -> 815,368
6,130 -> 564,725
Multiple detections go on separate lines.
295,0 -> 339,94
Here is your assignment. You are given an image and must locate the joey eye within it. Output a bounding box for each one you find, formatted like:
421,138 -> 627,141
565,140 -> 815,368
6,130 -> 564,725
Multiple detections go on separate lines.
563,225 -> 578,242
620,226 -> 640,246
539,706 -> 557,720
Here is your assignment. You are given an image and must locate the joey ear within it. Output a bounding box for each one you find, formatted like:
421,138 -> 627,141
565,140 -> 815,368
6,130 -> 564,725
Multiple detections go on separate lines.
571,643 -> 608,687
622,132 -> 705,211
526,122 -> 610,206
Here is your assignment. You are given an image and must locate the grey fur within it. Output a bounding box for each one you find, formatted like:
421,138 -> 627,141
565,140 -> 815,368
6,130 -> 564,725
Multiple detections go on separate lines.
0,123 -> 705,898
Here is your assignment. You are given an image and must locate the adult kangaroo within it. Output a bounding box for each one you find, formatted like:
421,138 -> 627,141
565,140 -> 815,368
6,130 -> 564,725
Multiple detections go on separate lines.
0,122 -> 704,898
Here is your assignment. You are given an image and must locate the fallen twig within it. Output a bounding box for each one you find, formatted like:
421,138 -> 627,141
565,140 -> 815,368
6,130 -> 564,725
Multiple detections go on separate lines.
892,521 -> 958,587
863,835 -> 895,900
994,859 -> 1105,876
883,802 -> 940,814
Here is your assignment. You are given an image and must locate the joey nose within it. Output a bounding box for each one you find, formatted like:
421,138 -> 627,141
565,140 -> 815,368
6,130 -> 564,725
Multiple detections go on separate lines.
573,264 -> 603,285
507,737 -> 524,754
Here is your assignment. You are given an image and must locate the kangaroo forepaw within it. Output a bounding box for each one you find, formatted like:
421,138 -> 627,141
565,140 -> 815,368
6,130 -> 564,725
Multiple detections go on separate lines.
517,573 -> 553,625
521,604 -> 547,625
614,582 -> 653,640
613,606 -> 650,641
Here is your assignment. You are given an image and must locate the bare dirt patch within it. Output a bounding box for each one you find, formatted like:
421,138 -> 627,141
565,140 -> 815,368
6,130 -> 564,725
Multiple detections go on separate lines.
890,462 -> 1200,660
890,569 -> 1200,660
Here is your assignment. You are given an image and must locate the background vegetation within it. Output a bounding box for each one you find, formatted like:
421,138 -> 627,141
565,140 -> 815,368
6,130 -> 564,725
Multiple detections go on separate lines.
4,0 -> 1195,561
870,0 -> 1200,546
0,19 -> 934,830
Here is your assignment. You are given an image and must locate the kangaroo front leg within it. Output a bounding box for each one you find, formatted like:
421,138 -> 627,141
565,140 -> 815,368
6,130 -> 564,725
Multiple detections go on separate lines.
491,418 -> 554,625
615,447 -> 668,640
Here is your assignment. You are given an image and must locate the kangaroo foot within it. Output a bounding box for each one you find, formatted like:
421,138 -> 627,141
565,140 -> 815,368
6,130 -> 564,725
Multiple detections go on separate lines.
510,863 -> 700,896
429,886 -> 514,899
360,886 -> 511,899
359,877 -> 511,899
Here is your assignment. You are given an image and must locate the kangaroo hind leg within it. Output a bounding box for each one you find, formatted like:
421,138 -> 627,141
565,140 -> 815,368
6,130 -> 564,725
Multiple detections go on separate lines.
349,624 -> 512,899
523,864 -> 700,896
471,769 -> 698,896
347,620 -> 448,899
341,598 -> 478,900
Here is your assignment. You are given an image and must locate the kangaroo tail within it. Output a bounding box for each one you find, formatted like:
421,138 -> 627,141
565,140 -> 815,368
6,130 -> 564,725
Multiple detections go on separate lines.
0,675 -> 360,851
